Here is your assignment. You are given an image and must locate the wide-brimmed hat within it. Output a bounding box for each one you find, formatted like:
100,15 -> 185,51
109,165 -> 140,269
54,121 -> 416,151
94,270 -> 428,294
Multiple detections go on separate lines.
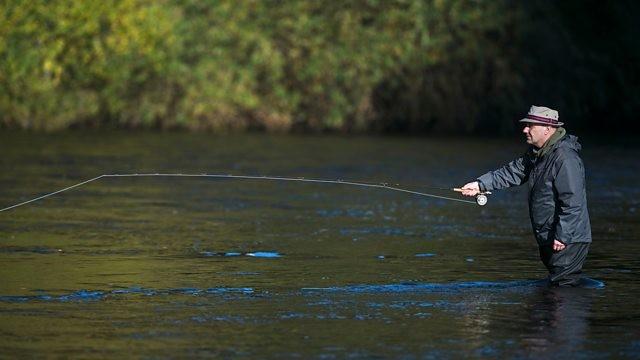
519,105 -> 563,126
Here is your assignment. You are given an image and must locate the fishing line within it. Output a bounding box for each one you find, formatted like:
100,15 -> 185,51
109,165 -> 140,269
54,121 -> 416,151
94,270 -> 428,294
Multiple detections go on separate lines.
0,173 -> 482,213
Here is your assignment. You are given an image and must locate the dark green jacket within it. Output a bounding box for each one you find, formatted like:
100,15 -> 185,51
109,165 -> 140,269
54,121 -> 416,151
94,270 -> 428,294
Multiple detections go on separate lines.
477,134 -> 592,245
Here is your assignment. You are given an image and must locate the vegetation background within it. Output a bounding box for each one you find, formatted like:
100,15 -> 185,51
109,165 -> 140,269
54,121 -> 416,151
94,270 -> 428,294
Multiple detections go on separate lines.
1,0 -> 637,134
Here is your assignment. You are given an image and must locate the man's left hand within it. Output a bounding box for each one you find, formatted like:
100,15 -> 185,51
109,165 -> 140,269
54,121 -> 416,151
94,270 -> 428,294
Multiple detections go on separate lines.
553,239 -> 566,252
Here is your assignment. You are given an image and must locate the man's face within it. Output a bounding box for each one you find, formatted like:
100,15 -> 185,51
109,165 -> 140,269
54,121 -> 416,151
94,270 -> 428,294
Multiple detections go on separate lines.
522,123 -> 551,148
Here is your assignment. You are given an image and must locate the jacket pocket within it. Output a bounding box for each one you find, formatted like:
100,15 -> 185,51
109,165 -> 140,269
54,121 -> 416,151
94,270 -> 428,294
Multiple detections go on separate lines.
532,214 -> 555,242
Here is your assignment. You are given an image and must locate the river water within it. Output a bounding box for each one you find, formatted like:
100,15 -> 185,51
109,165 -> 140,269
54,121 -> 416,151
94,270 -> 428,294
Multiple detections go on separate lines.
0,132 -> 638,358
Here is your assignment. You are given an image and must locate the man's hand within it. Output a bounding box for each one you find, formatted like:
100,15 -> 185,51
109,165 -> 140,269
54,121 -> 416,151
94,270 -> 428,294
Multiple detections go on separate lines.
460,181 -> 481,196
553,239 -> 566,252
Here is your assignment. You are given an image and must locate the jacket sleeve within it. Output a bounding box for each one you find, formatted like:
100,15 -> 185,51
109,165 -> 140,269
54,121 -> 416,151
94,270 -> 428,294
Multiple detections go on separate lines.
553,151 -> 585,243
476,152 -> 530,191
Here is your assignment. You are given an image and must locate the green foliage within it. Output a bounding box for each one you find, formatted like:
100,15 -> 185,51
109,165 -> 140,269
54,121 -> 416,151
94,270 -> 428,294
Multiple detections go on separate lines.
0,0 -> 182,130
0,0 -> 637,133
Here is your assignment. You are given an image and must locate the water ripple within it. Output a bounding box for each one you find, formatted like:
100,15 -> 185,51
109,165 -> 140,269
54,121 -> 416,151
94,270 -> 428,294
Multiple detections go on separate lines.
0,246 -> 62,254
302,278 -> 605,293
200,251 -> 282,258
415,253 -> 436,257
302,280 -> 549,294
0,287 -> 254,303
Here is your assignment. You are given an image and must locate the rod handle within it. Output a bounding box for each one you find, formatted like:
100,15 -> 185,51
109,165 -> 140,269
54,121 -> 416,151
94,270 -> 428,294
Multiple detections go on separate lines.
453,188 -> 491,195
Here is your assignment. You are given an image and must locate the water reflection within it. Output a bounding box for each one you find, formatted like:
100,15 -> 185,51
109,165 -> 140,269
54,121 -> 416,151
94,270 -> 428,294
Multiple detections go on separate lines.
521,287 -> 594,356
457,284 -> 598,357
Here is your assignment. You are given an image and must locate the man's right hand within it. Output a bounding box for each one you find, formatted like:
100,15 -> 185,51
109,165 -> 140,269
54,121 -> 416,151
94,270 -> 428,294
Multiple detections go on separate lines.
460,181 -> 480,196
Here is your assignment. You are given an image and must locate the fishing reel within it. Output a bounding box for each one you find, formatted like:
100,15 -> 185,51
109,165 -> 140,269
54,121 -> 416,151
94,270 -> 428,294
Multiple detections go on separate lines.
475,192 -> 491,206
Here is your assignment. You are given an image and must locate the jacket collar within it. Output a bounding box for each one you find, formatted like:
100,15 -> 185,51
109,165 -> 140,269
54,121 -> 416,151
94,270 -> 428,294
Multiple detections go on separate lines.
532,127 -> 566,158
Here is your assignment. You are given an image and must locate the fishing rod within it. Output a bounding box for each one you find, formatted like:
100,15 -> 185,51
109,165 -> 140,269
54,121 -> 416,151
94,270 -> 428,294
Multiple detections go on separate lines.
0,173 -> 491,213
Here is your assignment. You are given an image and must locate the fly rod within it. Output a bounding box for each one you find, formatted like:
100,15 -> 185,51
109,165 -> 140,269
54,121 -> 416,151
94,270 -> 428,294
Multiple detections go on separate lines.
0,173 -> 491,213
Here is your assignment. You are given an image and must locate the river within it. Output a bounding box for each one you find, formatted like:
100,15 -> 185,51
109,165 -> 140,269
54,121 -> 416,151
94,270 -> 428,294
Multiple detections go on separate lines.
0,131 -> 638,358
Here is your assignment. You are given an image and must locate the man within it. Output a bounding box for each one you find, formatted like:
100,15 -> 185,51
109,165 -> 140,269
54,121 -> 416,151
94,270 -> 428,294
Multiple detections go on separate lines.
460,105 -> 592,287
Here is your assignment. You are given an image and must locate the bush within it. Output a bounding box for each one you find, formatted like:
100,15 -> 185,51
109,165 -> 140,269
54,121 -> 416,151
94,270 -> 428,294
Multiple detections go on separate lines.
0,0 -> 637,134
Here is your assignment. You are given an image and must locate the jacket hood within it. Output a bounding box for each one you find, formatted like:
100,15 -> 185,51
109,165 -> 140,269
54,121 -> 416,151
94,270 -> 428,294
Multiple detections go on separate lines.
555,134 -> 582,153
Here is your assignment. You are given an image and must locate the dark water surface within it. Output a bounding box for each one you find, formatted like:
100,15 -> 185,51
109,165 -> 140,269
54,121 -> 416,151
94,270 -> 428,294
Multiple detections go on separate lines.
0,132 -> 639,358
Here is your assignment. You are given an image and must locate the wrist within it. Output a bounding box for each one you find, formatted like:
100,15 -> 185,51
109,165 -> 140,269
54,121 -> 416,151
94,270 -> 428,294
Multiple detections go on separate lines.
476,180 -> 486,192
